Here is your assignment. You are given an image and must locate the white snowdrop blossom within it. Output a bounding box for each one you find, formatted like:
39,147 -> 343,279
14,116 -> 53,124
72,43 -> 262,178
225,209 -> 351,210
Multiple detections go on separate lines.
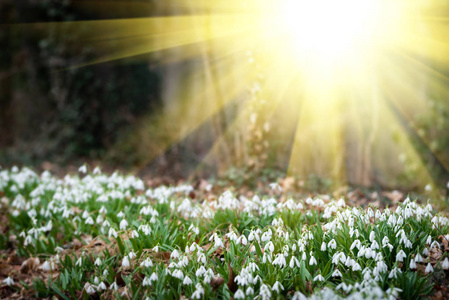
108,228 -> 118,238
313,274 -> 325,282
409,258 -> 417,269
320,241 -> 327,251
328,239 -> 337,250
78,165 -> 87,174
273,253 -> 287,268
149,272 -> 158,282
84,282 -> 96,294
3,277 -> 14,286
396,250 -> 407,262
172,269 -> 184,280
272,281 -> 284,293
234,289 -> 245,299
122,256 -> 130,268
443,258 -> 449,270
183,276 -> 193,285
119,219 -> 128,230
332,269 -> 342,277
289,256 -> 300,268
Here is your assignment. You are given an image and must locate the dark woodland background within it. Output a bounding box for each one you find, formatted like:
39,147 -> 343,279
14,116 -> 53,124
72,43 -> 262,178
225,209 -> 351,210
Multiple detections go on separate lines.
1,0 -> 449,190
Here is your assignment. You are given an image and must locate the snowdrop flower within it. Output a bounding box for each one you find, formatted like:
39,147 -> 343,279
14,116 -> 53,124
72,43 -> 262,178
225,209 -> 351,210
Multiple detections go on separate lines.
171,249 -> 180,259
128,251 -> 136,259
246,286 -> 254,295
328,239 -> 337,250
309,255 -> 317,265
248,231 -> 255,241
110,281 -> 118,291
93,256 -> 102,265
396,250 -> 407,262
431,241 -> 440,249
259,284 -> 272,300
262,252 -> 272,263
386,287 -> 402,299
321,242 -> 327,251
40,261 -> 52,271
142,276 -> 151,286
352,262 -> 362,271
85,217 -> 94,225
371,240 -> 380,250
332,269 -> 342,277
336,282 -> 348,291
425,263 -> 434,273
292,291 -> 308,300
388,267 -> 402,279
122,256 -> 130,268
239,235 -> 248,246
423,248 -> 430,256
3,277 -> 14,286
78,165 -> 87,174
108,228 -> 118,238
415,253 -> 424,262
290,256 -> 300,268
269,182 -> 282,192
140,258 -> 153,268
264,241 -> 274,253
76,257 -> 83,267
261,231 -> 271,242
120,219 -> 128,230
172,269 -> 184,280
149,272 -> 158,282
369,231 -> 375,242
272,281 -> 284,293
313,274 -> 325,282
350,240 -> 361,250
273,253 -> 286,268
234,289 -> 245,299
409,258 -> 417,269
192,283 -> 205,299
84,283 -> 96,294
197,252 -> 207,264
97,282 -> 107,290
183,276 -> 193,285
195,266 -> 206,277
131,230 -> 139,238
93,166 -> 101,175
443,258 -> 449,270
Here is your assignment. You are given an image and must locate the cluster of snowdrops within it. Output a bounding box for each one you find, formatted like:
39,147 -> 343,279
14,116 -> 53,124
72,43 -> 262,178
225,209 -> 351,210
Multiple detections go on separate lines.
0,166 -> 448,299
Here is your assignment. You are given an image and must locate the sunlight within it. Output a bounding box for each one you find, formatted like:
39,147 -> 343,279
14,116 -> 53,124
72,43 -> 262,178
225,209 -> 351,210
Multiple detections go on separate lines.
269,0 -> 403,65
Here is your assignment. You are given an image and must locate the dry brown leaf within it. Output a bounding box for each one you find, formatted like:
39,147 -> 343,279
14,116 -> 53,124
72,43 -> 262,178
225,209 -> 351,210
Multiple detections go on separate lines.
382,190 -> 403,203
430,291 -> 443,300
227,262 -> 237,293
210,276 -> 225,291
20,257 -> 40,274
429,248 -> 443,263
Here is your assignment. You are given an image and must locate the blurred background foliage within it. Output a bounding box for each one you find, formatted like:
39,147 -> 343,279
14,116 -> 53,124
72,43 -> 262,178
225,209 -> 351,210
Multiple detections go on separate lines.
0,0 -> 161,165
0,0 -> 449,192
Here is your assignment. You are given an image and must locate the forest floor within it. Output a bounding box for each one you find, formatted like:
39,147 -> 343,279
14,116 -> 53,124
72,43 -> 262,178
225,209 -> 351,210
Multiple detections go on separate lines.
1,166 -> 449,299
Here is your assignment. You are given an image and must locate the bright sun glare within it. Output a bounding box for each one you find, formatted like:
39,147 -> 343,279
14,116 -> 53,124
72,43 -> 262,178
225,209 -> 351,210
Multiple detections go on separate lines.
267,0 -> 403,66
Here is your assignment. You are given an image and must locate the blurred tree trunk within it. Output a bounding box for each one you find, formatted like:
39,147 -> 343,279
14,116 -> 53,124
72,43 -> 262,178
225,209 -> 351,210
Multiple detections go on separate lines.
0,0 -> 14,147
